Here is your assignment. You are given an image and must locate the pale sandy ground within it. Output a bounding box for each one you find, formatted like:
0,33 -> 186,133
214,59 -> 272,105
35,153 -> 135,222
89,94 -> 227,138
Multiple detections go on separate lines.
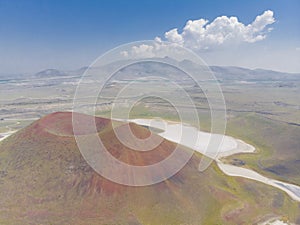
0,130 -> 17,142
129,118 -> 255,158
129,118 -> 300,202
259,217 -> 294,225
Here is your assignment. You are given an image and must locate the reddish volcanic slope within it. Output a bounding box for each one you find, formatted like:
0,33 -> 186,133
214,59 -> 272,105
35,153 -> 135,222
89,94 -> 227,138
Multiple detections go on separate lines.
30,112 -> 177,166
0,112 -> 298,225
37,111 -> 110,136
0,112 -> 195,224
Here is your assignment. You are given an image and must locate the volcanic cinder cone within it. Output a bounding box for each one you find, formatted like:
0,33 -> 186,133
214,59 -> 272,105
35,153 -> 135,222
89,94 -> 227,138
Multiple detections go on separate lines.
0,112 -> 298,225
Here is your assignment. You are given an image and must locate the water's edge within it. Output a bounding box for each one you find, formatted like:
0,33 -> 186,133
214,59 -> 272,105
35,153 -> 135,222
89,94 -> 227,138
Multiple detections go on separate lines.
129,118 -> 300,202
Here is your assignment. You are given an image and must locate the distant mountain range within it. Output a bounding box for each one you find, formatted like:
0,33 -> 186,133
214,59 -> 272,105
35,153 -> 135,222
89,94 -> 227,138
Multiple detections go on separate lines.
34,63 -> 300,82
210,66 -> 300,81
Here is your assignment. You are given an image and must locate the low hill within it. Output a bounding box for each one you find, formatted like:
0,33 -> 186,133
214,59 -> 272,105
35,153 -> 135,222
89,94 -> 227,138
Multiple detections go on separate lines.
0,112 -> 299,224
34,69 -> 66,78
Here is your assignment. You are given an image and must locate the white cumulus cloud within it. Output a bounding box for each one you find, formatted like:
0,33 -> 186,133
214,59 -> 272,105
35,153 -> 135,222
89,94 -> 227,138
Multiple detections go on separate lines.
162,10 -> 275,50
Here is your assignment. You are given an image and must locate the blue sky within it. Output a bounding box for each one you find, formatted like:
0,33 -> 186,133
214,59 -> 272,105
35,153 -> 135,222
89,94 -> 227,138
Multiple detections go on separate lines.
0,0 -> 299,73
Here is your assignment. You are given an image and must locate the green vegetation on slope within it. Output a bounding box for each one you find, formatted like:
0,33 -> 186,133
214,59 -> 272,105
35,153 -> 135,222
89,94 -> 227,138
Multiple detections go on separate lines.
0,112 -> 299,224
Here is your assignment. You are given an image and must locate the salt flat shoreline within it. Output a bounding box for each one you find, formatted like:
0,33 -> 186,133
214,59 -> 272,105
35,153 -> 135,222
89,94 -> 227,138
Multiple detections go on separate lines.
0,130 -> 17,142
129,118 -> 300,202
